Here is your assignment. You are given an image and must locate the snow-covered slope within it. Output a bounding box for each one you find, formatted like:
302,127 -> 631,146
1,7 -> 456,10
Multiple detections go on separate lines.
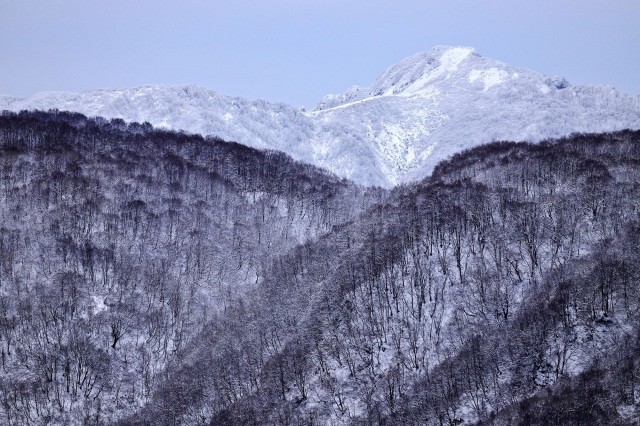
2,46 -> 640,187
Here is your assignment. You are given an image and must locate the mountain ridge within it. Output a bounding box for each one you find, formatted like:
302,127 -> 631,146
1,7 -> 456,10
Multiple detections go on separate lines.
2,46 -> 639,187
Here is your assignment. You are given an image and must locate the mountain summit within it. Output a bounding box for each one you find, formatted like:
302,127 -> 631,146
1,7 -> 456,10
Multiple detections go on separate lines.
2,46 -> 639,187
318,46 -> 479,107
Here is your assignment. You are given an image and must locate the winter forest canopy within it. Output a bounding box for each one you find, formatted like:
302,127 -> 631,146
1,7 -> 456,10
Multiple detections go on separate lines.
1,110 -> 640,424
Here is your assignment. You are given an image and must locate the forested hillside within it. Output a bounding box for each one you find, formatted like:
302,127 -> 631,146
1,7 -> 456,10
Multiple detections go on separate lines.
0,110 -> 382,424
128,130 -> 640,425
1,110 -> 639,425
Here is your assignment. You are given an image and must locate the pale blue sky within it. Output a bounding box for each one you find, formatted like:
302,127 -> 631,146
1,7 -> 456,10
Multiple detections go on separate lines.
1,0 -> 639,108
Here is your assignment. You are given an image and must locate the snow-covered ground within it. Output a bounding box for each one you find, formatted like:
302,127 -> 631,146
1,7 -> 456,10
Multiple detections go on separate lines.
2,46 -> 639,187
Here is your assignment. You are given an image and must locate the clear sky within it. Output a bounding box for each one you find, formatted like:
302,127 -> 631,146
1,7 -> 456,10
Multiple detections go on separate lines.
1,0 -> 639,108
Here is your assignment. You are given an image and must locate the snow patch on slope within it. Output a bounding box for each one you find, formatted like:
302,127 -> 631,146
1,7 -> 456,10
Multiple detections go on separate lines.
468,67 -> 509,91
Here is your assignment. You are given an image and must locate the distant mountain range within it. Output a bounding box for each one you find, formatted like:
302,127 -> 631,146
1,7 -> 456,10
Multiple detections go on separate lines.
2,45 -> 640,187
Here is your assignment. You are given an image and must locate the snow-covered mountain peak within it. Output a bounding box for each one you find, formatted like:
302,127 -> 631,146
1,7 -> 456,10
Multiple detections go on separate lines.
314,46 -> 480,110
370,45 -> 477,96
2,47 -> 639,188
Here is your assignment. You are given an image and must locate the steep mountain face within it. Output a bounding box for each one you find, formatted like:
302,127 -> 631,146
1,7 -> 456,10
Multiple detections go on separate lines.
3,46 -> 639,187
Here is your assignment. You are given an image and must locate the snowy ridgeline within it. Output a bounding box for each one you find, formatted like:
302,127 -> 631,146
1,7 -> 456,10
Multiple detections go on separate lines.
2,46 -> 640,187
